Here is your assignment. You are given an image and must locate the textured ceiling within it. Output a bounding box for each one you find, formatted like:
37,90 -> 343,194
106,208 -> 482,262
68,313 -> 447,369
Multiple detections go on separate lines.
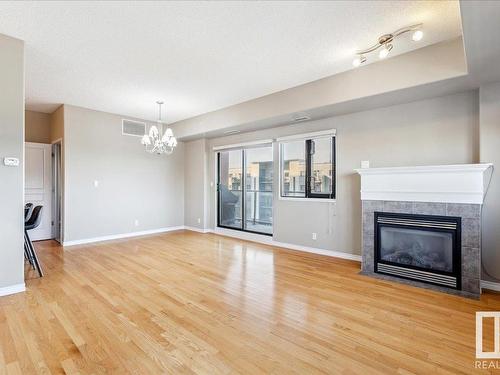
0,1 -> 462,123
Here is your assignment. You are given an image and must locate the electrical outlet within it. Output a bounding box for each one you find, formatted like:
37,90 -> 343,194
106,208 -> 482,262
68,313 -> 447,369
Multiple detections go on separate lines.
134,219 -> 139,227
197,218 -> 201,224
312,232 -> 317,240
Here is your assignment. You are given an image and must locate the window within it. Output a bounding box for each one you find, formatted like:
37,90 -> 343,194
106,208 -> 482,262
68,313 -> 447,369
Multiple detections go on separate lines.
281,140 -> 306,197
280,136 -> 335,199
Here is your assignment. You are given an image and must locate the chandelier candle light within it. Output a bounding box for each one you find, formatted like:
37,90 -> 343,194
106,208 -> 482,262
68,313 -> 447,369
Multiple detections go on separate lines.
352,24 -> 423,67
141,101 -> 177,155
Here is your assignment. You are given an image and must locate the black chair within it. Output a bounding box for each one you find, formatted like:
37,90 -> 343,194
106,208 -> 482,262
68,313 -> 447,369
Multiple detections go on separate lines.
25,205 -> 43,277
24,203 -> 35,266
25,203 -> 34,222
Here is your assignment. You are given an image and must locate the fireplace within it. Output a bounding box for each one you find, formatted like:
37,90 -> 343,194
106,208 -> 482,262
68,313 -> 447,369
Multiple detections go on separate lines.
374,212 -> 461,289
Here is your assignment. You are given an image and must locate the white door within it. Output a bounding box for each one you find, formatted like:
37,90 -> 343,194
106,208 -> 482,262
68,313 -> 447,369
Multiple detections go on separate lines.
25,142 -> 53,241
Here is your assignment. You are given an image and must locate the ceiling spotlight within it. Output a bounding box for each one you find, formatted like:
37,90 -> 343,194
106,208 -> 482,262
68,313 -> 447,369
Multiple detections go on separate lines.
352,55 -> 366,67
353,23 -> 422,64
412,30 -> 423,42
378,44 -> 393,59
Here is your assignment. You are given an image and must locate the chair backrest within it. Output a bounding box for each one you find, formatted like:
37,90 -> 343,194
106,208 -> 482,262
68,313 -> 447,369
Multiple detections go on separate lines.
26,205 -> 43,230
25,203 -> 34,221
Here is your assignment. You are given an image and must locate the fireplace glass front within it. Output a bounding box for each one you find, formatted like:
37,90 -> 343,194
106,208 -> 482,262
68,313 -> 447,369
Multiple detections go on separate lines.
375,212 -> 461,289
379,227 -> 453,273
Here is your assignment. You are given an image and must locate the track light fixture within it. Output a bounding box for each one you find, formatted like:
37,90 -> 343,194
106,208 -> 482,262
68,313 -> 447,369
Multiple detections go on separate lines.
352,24 -> 423,67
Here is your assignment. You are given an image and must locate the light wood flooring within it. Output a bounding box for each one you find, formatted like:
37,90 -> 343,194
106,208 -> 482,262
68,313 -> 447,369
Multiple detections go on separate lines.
1,230 -> 500,374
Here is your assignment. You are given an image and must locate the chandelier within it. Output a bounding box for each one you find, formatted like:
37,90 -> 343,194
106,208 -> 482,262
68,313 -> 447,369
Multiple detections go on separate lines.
352,24 -> 423,67
141,101 -> 177,155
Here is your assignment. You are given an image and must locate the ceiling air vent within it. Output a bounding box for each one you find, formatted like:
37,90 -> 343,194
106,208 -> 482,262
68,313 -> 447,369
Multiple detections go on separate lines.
292,113 -> 311,122
122,119 -> 146,137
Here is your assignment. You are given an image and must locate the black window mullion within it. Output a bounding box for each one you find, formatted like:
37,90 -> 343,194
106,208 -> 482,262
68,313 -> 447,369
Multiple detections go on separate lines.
241,149 -> 245,230
306,137 -> 335,199
217,152 -> 221,227
305,140 -> 312,198
331,136 -> 336,200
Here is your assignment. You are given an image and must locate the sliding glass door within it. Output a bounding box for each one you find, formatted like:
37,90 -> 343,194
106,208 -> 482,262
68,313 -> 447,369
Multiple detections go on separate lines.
218,150 -> 243,230
217,145 -> 273,235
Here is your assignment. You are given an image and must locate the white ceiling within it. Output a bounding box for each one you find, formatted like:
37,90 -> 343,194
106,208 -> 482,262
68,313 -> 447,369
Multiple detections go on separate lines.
0,1 -> 462,123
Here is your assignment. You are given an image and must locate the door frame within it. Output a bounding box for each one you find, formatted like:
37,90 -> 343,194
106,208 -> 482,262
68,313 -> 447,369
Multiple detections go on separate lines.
51,139 -> 63,243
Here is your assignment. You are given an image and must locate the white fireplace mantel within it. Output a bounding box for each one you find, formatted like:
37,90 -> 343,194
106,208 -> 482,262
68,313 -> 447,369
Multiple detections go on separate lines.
355,164 -> 493,204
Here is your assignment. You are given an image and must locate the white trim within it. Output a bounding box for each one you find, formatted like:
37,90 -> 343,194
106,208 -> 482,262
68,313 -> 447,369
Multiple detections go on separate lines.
278,196 -> 337,203
210,227 -> 361,262
276,129 -> 336,142
51,137 -> 63,145
62,226 -> 184,246
212,139 -> 273,151
184,226 -> 212,234
355,163 -> 493,175
0,283 -> 25,297
272,239 -> 361,261
355,163 -> 494,204
481,280 -> 500,292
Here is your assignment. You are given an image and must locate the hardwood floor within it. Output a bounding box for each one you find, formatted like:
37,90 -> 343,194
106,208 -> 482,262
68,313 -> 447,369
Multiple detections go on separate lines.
1,230 -> 500,374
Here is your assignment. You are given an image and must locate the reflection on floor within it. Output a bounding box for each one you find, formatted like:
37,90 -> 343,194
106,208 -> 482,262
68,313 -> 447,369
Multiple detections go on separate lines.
2,230 -> 499,374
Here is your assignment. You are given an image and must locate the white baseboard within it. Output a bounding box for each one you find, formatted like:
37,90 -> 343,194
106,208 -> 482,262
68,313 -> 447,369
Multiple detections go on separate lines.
209,227 -> 362,262
184,226 -> 212,234
272,239 -> 362,261
58,223 -> 360,262
62,226 -> 185,246
0,283 -> 25,297
481,280 -> 500,292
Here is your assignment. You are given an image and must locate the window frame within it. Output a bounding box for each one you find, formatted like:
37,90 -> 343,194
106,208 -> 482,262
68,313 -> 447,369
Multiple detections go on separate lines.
279,135 -> 336,200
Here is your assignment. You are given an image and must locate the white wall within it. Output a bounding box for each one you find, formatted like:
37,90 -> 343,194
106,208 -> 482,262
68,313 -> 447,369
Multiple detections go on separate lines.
480,81 -> 500,280
196,91 -> 479,256
0,34 -> 25,291
63,105 -> 185,242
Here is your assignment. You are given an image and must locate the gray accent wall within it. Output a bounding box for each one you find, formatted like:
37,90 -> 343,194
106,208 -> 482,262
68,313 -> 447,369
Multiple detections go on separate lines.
0,34 -> 24,289
200,91 -> 479,256
184,139 -> 208,230
480,81 -> 500,280
63,105 -> 185,242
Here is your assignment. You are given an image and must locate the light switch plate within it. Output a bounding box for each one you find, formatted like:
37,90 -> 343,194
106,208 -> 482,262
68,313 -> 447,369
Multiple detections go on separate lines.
361,160 -> 370,168
3,157 -> 19,167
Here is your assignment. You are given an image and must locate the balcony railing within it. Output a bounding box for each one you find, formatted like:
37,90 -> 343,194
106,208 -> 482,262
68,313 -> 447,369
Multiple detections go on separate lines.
227,189 -> 272,226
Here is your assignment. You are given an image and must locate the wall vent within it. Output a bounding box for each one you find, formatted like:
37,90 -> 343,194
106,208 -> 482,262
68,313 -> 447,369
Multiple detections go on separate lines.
122,119 -> 146,137
292,113 -> 311,122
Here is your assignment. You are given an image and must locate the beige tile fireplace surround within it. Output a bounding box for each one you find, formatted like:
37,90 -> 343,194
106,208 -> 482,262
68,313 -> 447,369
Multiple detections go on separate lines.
356,164 -> 493,298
